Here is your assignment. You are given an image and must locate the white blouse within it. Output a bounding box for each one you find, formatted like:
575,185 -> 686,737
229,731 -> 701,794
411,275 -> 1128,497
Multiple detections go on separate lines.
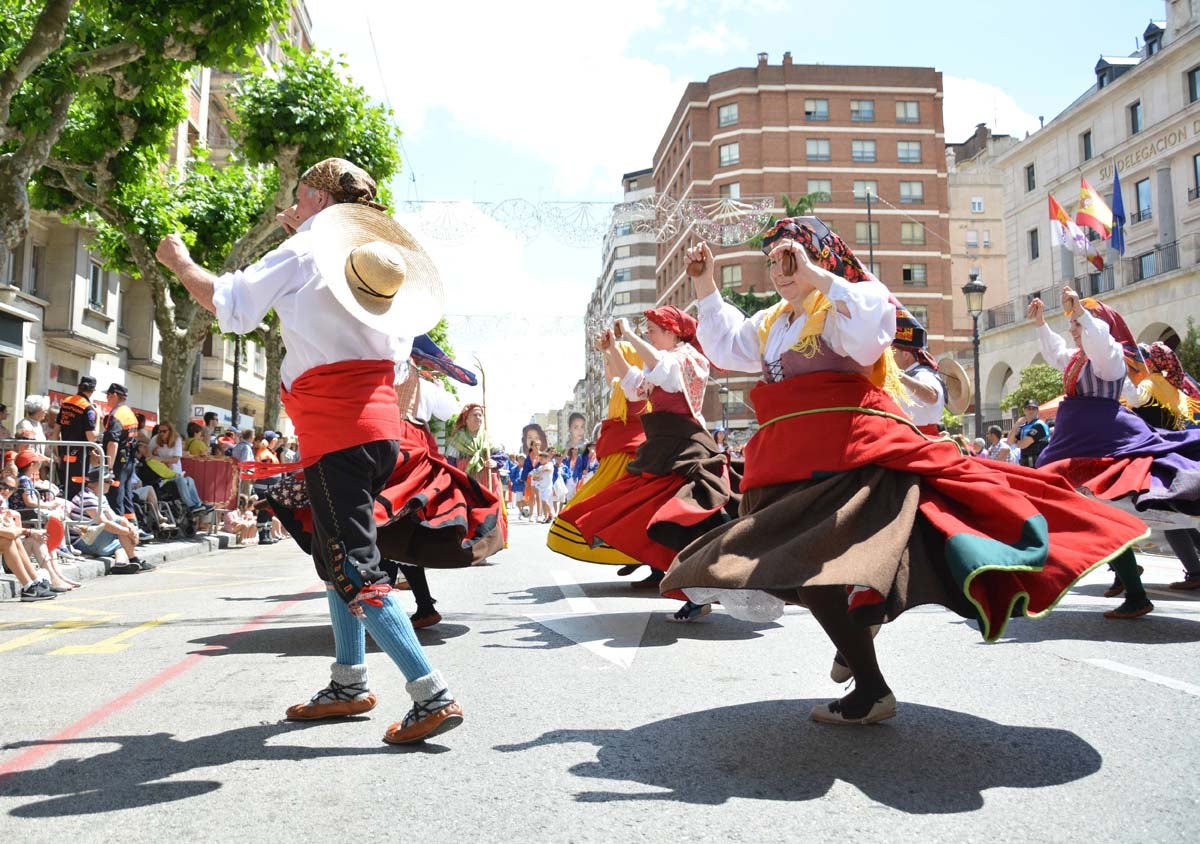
898,365 -> 945,426
1037,309 -> 1127,381
619,345 -> 708,427
212,211 -> 413,390
695,276 -> 896,374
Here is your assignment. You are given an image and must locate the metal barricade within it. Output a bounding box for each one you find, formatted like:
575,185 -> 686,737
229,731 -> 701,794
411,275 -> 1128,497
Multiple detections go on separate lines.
1,438 -> 106,539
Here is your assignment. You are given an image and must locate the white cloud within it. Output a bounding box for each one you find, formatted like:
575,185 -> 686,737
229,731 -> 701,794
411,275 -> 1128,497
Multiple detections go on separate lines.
943,75 -> 1043,143
660,23 -> 749,54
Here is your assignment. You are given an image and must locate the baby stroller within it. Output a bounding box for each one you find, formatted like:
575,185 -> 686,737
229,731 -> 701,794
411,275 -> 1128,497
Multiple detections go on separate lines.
133,461 -> 197,539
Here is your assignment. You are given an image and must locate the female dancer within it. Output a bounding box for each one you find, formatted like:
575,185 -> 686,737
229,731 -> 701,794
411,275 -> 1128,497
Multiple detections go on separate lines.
661,218 -> 1148,724
559,309 -> 738,621
1028,291 -> 1200,611
548,340 -> 649,568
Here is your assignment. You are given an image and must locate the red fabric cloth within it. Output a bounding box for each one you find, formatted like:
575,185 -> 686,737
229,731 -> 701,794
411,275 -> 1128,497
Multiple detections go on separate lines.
281,359 -> 402,465
644,306 -> 698,346
744,372 -> 1149,632
181,457 -> 239,510
1039,455 -> 1155,501
594,416 -> 645,461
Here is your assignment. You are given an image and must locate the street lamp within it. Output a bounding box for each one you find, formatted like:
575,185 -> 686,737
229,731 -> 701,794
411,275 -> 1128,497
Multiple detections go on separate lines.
718,384 -> 729,433
961,270 -> 987,437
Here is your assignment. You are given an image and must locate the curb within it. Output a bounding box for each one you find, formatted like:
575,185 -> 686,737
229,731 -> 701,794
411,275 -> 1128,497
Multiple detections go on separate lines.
1,532 -> 244,600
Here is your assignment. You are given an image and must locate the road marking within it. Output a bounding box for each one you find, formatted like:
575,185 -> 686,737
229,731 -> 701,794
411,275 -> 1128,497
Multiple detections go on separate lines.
51,614 -> 181,655
552,569 -> 599,614
0,583 -> 325,782
528,610 -> 653,668
35,604 -> 120,618
0,619 -> 106,654
1085,659 -> 1200,697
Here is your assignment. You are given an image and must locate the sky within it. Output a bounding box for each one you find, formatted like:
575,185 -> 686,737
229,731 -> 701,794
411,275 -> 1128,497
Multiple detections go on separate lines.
306,0 -> 1159,446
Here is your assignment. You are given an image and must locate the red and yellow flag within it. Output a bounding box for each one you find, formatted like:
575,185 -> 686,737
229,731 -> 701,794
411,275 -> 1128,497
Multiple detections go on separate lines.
1076,178 -> 1113,239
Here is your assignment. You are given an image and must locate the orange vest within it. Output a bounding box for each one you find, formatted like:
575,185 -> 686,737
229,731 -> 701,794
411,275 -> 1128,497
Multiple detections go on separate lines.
57,393 -> 94,438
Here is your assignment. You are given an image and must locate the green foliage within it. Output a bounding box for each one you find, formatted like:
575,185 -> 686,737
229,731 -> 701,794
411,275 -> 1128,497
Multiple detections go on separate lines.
1000,364 -> 1064,411
941,407 -> 962,434
723,288 -> 781,317
234,49 -> 401,182
747,192 -> 824,250
1178,317 -> 1200,383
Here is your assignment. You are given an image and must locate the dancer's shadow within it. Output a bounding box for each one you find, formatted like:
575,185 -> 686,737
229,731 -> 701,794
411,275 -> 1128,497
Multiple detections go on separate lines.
494,581 -> 665,607
0,721 -> 440,818
979,608 -> 1200,646
219,591 -> 327,604
494,700 -> 1101,812
481,612 -> 780,652
188,619 -> 470,658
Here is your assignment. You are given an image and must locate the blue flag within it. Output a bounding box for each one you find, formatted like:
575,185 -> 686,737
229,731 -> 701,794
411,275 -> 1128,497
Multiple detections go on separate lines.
1110,165 -> 1126,256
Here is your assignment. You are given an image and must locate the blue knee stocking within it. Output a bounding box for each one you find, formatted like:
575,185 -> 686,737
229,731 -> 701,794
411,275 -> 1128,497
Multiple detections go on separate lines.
326,588 -> 366,665
359,594 -> 433,683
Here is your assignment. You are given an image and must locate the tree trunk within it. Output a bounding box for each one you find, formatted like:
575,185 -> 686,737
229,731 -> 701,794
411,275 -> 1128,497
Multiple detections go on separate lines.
262,319 -> 284,431
158,330 -> 196,429
230,336 -> 242,432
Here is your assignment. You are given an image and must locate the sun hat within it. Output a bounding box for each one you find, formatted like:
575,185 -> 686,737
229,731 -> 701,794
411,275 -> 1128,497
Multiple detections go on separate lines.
937,358 -> 972,416
310,203 -> 444,335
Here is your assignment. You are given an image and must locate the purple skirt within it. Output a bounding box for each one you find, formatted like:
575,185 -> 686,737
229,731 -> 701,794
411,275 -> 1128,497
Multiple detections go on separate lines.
1037,396 -> 1200,515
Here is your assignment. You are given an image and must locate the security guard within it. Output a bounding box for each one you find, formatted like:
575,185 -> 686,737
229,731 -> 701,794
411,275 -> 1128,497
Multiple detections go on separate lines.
102,382 -> 139,518
56,375 -> 98,500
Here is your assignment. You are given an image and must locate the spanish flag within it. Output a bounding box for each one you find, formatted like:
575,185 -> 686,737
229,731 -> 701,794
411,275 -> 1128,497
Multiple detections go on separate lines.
1076,178 -> 1113,239
1049,195 -> 1105,270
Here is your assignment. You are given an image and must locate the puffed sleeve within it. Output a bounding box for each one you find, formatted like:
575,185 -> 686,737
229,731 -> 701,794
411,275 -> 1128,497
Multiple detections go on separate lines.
620,366 -> 647,398
212,237 -> 307,335
1078,309 -> 1128,381
695,291 -> 765,373
1037,322 -> 1074,372
642,350 -> 687,393
418,378 -> 460,422
823,277 -> 896,367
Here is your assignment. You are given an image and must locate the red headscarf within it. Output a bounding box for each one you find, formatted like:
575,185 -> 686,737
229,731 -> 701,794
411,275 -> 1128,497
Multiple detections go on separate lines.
1079,297 -> 1144,376
644,306 -> 703,356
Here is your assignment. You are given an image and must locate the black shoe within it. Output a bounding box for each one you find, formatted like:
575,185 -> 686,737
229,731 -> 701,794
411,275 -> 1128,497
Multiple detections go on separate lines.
110,562 -> 141,574
616,565 -> 640,577
20,584 -> 56,602
133,558 -> 157,572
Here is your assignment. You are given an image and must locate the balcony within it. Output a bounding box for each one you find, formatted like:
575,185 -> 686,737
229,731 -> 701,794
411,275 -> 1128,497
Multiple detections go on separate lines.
1125,240 -> 1180,284
1189,186 -> 1200,202
1131,207 -> 1152,224
1075,266 -> 1115,298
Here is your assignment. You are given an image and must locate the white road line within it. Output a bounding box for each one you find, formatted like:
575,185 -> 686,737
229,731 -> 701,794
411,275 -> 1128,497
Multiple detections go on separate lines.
551,569 -> 599,614
1085,659 -> 1200,698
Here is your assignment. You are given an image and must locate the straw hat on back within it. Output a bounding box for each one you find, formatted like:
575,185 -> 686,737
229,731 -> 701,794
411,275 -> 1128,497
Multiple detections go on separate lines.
938,357 -> 972,415
310,203 -> 444,335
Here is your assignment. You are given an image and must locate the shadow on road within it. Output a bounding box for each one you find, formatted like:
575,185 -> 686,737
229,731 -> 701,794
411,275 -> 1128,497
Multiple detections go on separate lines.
494,700 -> 1102,812
219,590 -> 328,603
978,608 -> 1200,645
0,722 -> 419,818
187,619 -> 470,658
480,611 -> 780,651
493,580 -> 687,607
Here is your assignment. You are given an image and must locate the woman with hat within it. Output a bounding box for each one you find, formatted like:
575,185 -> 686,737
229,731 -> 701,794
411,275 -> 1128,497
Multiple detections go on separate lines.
1024,289 -> 1200,612
156,157 -> 482,745
558,309 -> 739,622
660,219 -> 1148,725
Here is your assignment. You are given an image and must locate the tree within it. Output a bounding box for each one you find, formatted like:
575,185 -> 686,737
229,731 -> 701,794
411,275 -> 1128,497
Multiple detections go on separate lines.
725,192 -> 822,317
746,192 -> 824,252
723,287 -> 780,318
1177,317 -> 1200,383
0,0 -> 289,272
1000,363 -> 1064,412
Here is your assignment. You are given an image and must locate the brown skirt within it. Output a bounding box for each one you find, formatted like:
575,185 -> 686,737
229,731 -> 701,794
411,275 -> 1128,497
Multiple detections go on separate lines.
661,465 -> 974,624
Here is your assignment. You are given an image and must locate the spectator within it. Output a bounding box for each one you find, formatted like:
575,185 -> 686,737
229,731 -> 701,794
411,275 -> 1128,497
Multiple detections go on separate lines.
713,427 -> 728,453
216,428 -> 238,456
69,466 -> 150,574
1008,400 -> 1050,468
1,477 -> 59,601
0,402 -> 9,439
224,494 -> 259,543
257,430 -> 281,464
231,429 -> 255,464
184,421 -> 209,456
101,382 -> 139,519
16,394 -> 51,452
972,437 -> 987,457
148,422 -> 209,515
983,425 -> 1016,462
55,375 -> 99,501
202,411 -> 220,445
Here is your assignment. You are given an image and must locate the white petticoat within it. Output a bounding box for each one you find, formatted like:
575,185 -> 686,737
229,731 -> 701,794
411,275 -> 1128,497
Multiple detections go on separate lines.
683,588 -> 786,622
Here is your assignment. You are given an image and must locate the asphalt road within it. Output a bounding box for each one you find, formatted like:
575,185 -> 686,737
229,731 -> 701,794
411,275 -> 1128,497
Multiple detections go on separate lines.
1,514 -> 1199,842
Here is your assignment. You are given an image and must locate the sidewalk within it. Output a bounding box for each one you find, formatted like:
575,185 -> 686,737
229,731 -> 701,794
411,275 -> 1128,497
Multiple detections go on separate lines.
0,533 -> 246,600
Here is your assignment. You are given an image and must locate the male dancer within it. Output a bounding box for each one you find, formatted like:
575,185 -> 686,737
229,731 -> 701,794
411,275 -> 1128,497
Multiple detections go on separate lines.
157,157 -> 461,744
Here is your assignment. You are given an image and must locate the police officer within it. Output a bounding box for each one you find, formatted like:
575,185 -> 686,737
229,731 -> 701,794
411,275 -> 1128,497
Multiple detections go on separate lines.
56,375 -> 98,500
102,382 -> 139,518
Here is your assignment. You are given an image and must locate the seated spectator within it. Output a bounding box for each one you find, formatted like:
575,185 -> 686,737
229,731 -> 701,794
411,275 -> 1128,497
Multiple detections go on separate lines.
1,479 -> 59,601
184,421 -> 209,456
0,402 -> 9,439
10,458 -> 77,590
983,425 -> 1016,462
15,394 -> 51,452
148,421 -> 210,515
224,494 -> 259,543
256,430 -> 281,464
69,467 -> 151,574
216,428 -> 238,456
231,429 -> 255,464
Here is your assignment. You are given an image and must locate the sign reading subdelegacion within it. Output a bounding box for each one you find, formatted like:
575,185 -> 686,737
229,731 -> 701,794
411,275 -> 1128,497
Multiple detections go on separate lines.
1098,117 -> 1200,181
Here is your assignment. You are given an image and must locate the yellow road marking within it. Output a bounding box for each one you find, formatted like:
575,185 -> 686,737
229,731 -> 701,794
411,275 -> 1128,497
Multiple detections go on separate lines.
52,614 -> 181,655
0,618 -> 106,654
34,603 -> 120,619
64,578 -> 292,603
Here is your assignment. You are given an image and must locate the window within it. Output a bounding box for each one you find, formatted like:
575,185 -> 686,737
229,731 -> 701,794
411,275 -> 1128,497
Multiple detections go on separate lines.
51,365 -> 80,386
900,181 -> 924,204
806,139 -> 831,161
1134,178 -> 1152,222
1024,163 -> 1036,192
1189,66 -> 1200,104
613,268 -> 632,282
1081,130 -> 1093,162
970,196 -> 984,213
900,222 -> 924,245
686,123 -> 692,141
721,389 -> 744,405
26,244 -> 44,296
1129,100 -> 1143,135
853,180 -> 878,201
851,139 -> 876,162
850,99 -> 875,122
718,142 -> 739,166
1138,251 -> 1156,280
254,345 -> 266,377
866,261 -> 882,277
613,291 -> 632,306
902,263 -> 927,286
806,179 -> 832,200
88,261 -> 106,309
897,141 -> 921,163
804,98 -> 829,121
983,229 -> 991,248
614,245 -> 631,259
614,222 -> 632,237
1192,153 -> 1200,201
1028,228 -> 1040,260
720,225 -> 740,246
896,100 -> 919,122
719,182 -> 741,199
717,102 -> 738,127
855,222 -> 879,245
721,264 -> 742,289
627,179 -> 639,191
966,230 -> 979,248
908,305 -> 928,325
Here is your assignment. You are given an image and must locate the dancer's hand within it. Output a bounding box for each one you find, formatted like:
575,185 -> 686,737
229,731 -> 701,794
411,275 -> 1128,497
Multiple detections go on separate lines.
155,233 -> 191,272
613,318 -> 632,339
1061,286 -> 1080,317
1027,298 -> 1045,326
276,204 -> 303,235
686,241 -> 716,297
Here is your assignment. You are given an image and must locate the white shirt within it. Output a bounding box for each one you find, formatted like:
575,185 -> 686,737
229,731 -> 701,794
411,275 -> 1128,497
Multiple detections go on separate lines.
151,438 -> 185,473
212,212 -> 412,390
415,378 -> 459,424
1037,309 -> 1127,381
619,345 -> 708,428
695,277 -> 895,374
898,364 -> 945,426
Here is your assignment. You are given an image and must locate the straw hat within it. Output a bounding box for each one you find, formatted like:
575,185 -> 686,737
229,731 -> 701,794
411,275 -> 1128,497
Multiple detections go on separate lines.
310,203 -> 444,335
938,357 -> 972,415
